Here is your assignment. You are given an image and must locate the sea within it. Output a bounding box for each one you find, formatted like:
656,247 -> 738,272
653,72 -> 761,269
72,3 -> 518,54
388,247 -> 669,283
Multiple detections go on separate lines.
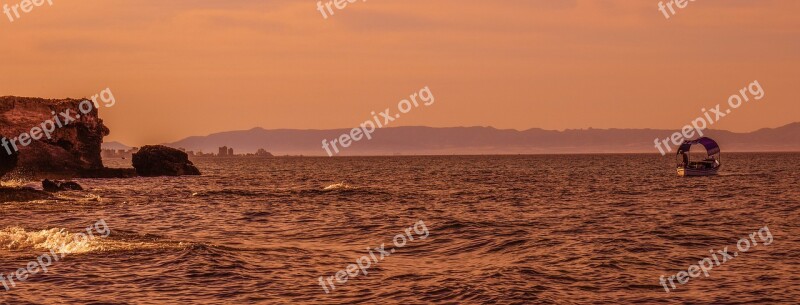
1,153 -> 798,304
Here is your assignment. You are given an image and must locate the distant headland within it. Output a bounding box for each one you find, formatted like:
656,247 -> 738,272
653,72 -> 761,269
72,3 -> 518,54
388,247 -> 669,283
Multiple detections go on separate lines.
105,123 -> 800,157
102,144 -> 274,159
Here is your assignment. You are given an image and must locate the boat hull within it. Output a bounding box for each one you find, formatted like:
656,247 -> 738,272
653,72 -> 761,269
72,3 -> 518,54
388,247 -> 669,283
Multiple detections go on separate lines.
677,167 -> 719,177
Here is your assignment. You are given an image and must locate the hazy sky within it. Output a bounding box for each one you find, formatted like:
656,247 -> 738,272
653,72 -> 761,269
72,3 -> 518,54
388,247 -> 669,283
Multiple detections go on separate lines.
1,0 -> 798,146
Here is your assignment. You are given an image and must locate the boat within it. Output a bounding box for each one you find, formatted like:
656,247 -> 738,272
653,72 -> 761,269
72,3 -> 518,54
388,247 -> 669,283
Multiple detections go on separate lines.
676,137 -> 721,177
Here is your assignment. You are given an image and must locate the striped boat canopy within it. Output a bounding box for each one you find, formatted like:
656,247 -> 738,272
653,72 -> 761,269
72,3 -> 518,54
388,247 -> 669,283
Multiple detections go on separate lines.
678,137 -> 720,156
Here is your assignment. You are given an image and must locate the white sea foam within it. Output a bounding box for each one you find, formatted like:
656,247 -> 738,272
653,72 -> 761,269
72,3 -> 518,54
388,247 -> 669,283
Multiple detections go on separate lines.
323,182 -> 352,191
0,227 -> 100,254
0,226 -> 198,255
0,178 -> 34,188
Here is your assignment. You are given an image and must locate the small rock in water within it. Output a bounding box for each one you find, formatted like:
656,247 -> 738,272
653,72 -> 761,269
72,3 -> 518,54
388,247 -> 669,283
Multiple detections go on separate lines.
42,179 -> 84,192
61,181 -> 84,190
42,179 -> 59,192
132,145 -> 201,177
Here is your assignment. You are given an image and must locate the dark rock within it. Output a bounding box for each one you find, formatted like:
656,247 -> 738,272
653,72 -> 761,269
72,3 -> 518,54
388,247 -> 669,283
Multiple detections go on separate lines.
132,145 -> 201,177
60,181 -> 83,190
42,179 -> 83,192
0,187 -> 52,202
42,179 -> 59,192
0,134 -> 18,178
0,96 -> 109,178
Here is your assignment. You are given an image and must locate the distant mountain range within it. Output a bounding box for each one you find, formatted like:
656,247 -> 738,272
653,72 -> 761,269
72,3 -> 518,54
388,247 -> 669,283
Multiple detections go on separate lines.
125,122 -> 800,156
102,141 -> 132,151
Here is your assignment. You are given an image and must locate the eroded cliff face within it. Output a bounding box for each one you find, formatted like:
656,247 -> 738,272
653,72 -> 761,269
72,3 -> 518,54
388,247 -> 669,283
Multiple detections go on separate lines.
0,96 -> 109,178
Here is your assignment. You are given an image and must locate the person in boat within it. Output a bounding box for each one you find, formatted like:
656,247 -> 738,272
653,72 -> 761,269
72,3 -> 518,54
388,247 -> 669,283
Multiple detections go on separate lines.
700,156 -> 716,169
678,150 -> 689,168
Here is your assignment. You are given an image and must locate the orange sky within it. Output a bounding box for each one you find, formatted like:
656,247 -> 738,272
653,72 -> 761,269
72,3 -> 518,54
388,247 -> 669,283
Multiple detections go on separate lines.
0,0 -> 798,146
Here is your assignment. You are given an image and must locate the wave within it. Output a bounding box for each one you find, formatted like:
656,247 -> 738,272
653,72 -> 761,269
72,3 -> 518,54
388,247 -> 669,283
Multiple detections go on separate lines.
0,227 -> 195,255
0,178 -> 36,189
0,227 -> 102,254
299,182 -> 374,196
323,182 -> 352,191
191,189 -> 262,197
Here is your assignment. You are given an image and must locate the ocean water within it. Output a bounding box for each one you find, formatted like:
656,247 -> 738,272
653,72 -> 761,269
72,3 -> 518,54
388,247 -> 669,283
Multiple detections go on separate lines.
1,153 -> 798,304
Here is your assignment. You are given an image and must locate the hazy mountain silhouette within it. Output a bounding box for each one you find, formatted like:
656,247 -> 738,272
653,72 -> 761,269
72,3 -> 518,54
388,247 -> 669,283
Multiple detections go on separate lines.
162,123 -> 800,156
102,141 -> 132,150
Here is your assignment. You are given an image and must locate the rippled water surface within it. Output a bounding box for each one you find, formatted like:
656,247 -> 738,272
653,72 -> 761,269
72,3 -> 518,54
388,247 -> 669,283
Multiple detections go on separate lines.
1,154 -> 799,304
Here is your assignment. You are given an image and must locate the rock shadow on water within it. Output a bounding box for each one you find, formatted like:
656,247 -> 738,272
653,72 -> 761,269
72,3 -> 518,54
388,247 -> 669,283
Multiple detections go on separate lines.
0,186 -> 52,202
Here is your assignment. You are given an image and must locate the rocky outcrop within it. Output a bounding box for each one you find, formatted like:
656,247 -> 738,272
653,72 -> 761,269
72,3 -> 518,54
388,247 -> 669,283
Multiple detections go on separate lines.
132,145 -> 201,176
0,134 -> 17,178
0,96 -> 108,178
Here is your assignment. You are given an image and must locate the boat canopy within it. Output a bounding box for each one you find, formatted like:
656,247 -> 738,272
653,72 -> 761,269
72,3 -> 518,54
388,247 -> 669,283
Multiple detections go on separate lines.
677,137 -> 720,156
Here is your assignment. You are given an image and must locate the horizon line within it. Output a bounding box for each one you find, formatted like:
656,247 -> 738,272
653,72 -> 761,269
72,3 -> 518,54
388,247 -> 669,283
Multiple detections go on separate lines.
100,122 -> 800,148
